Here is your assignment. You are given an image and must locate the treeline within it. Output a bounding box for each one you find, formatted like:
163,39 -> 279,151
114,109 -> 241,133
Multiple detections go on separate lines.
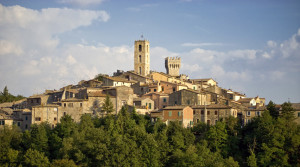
0,102 -> 299,167
0,86 -> 25,103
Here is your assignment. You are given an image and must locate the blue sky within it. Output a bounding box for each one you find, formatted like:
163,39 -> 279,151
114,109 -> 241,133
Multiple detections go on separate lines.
0,0 -> 299,104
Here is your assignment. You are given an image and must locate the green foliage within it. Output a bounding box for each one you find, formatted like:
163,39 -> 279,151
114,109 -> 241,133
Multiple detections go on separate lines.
101,94 -> 114,115
0,86 -> 25,103
2,100 -> 299,166
51,159 -> 77,167
94,73 -> 108,81
267,101 -> 279,119
23,148 -> 50,167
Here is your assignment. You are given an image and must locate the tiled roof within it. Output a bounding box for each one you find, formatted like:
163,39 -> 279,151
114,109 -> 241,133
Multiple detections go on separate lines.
163,105 -> 191,110
192,104 -> 232,109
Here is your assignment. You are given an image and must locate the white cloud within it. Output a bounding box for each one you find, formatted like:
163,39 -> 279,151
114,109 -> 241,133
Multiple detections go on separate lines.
58,0 -> 106,7
182,42 -> 223,47
0,4 -> 110,96
0,40 -> 23,55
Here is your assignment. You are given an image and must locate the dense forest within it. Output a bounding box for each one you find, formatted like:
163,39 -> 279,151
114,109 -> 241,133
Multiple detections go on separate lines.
0,102 -> 299,167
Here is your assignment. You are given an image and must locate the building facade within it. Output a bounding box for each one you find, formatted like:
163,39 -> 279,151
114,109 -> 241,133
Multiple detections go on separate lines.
134,40 -> 150,76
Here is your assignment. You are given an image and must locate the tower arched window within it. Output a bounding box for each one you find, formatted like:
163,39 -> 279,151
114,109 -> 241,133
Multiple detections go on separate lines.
139,67 -> 142,74
139,45 -> 142,52
139,55 -> 142,63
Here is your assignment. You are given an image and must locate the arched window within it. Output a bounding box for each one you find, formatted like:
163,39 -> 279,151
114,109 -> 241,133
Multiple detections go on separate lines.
139,55 -> 142,63
139,67 -> 142,74
139,45 -> 142,52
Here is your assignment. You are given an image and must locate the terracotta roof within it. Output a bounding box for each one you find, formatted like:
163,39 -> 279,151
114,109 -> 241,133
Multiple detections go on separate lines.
104,76 -> 137,83
291,103 -> 300,110
88,92 -> 107,97
32,104 -> 60,108
163,105 -> 191,110
61,98 -> 86,102
238,98 -> 254,103
192,104 -> 232,109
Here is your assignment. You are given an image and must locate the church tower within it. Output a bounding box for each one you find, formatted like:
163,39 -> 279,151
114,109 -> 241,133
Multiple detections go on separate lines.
134,40 -> 150,76
165,57 -> 181,76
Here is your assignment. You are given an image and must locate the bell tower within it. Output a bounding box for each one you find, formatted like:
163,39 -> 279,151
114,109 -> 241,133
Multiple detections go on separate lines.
134,39 -> 150,76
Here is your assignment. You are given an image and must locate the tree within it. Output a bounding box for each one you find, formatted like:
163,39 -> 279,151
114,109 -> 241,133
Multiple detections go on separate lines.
23,149 -> 50,167
94,73 -> 108,81
281,102 -> 295,120
51,159 -> 77,167
205,121 -> 228,153
101,94 -> 114,115
267,101 -> 278,119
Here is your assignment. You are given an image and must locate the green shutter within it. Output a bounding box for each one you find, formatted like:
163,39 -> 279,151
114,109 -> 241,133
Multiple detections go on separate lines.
169,111 -> 172,116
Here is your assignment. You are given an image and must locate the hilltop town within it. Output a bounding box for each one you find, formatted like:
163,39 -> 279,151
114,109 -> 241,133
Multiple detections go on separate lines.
0,39 -> 299,130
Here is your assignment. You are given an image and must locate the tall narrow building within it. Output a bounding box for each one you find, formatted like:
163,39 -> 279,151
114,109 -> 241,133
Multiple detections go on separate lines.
134,40 -> 150,76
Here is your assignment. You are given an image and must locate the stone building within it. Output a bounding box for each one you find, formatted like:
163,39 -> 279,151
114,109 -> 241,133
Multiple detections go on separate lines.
142,92 -> 169,109
134,40 -> 150,76
192,104 -> 237,126
169,89 -> 199,106
102,76 -> 137,87
32,104 -> 60,128
133,97 -> 155,115
165,57 -> 181,77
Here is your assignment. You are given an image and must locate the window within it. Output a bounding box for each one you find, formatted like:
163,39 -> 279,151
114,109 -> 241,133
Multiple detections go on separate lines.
17,122 -> 20,126
64,103 -> 66,107
298,112 -> 300,117
25,116 -> 28,120
35,117 -> 41,121
68,103 -> 73,107
163,105 -> 166,108
139,45 -> 142,52
196,119 -> 199,123
163,98 -> 167,102
207,120 -> 211,125
173,88 -> 176,92
201,110 -> 204,115
256,111 -> 260,116
54,117 -> 57,121
215,111 -> 218,115
64,112 -> 66,116
169,111 -> 172,117
147,45 -> 149,52
193,110 -> 195,115
154,89 -> 157,92
215,120 -> 218,124
139,55 -> 142,62
175,101 -> 177,105
31,100 -> 33,103
187,100 -> 190,105
162,87 -> 164,91
207,111 -> 210,115
139,67 -> 142,75
149,103 -> 152,109
190,121 -> 193,126
141,88 -> 144,91
178,112 -> 181,116
1,120 -> 4,125
25,124 -> 28,129
247,111 -> 251,116
80,103 -> 83,107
